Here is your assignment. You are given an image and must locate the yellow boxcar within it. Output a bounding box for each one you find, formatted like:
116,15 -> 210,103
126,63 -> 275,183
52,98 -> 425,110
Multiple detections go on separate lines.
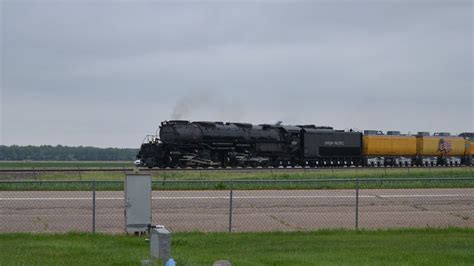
416,136 -> 466,156
362,135 -> 417,156
469,140 -> 474,156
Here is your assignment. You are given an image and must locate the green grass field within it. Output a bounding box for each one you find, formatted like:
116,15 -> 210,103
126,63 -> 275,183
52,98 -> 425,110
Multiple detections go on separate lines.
1,229 -> 473,266
1,177 -> 474,191
0,161 -> 132,169
1,165 -> 473,181
1,165 -> 473,190
1,161 -> 473,190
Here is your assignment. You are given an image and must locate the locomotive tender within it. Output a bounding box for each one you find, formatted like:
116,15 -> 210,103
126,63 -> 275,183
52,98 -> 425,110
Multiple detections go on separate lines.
136,120 -> 473,168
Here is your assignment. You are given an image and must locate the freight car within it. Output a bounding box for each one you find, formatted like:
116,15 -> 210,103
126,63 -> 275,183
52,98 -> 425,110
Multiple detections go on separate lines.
136,120 -> 473,168
362,131 -> 472,166
459,132 -> 474,165
362,131 -> 416,167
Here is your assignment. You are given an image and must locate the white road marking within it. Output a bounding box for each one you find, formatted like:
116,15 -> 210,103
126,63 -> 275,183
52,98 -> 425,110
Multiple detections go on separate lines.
1,197 -> 113,200
0,194 -> 472,201
377,194 -> 473,198
0,214 -> 123,217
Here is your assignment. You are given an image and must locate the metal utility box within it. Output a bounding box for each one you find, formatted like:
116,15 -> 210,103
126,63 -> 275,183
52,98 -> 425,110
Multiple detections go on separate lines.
124,174 -> 151,233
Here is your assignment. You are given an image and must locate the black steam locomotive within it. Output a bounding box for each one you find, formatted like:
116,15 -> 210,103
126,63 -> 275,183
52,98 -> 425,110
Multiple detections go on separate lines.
136,120 -> 362,168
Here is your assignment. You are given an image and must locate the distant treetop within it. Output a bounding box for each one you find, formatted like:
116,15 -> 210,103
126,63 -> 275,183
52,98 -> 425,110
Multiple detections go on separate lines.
0,145 -> 138,161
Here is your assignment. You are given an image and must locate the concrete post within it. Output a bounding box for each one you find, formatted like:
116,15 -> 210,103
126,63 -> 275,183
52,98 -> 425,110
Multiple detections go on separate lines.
150,228 -> 171,262
213,260 -> 232,266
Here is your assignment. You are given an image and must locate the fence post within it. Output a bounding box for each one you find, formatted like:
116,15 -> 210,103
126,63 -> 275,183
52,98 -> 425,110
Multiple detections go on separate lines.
92,180 -> 96,233
355,178 -> 359,230
228,188 -> 233,233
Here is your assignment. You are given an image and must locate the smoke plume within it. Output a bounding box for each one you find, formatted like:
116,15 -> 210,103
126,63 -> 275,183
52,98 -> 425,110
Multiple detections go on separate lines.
170,90 -> 244,122
171,90 -> 212,120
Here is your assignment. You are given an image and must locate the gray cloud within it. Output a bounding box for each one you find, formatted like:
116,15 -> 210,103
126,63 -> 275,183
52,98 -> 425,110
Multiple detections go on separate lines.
1,1 -> 472,147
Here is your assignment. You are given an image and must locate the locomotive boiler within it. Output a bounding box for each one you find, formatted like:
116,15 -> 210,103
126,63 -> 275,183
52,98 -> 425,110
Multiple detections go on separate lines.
137,120 -> 361,168
138,120 -> 288,168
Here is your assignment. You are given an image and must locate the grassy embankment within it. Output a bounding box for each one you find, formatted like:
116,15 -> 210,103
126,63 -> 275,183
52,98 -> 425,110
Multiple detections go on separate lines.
1,176 -> 474,191
1,228 -> 473,266
1,163 -> 473,190
0,161 -> 131,169
1,163 -> 473,181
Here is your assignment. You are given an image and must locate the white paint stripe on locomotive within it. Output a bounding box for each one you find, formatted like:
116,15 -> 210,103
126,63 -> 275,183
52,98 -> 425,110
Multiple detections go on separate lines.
1,194 -> 472,201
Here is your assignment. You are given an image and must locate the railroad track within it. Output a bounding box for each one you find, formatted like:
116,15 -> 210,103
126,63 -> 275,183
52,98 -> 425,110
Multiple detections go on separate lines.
0,165 -> 471,173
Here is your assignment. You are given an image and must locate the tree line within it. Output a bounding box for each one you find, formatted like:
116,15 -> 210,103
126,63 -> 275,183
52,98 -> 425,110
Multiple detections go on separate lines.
0,145 -> 139,161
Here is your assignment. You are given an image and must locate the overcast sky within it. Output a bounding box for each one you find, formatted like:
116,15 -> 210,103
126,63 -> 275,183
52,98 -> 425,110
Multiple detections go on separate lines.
1,1 -> 473,148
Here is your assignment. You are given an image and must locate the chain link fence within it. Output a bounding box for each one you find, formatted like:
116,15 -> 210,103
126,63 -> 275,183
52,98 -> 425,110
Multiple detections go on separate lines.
1,178 -> 473,233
